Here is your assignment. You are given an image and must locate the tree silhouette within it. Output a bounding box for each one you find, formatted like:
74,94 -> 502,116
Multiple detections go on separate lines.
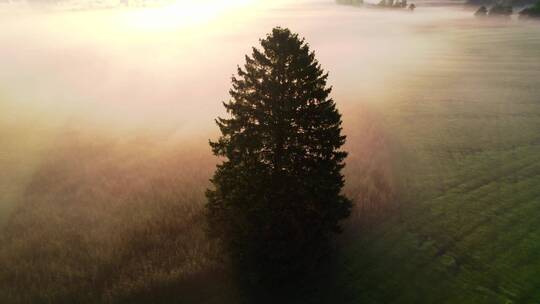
206,27 -> 351,280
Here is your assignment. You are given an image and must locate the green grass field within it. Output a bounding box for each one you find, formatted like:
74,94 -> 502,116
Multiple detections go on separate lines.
331,24 -> 540,303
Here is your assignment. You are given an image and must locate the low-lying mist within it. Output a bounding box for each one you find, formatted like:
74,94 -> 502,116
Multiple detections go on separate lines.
2,0 -> 540,302
0,107 -> 393,302
0,0 -> 431,223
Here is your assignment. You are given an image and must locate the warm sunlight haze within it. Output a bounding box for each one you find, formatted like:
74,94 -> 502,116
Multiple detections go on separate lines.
121,0 -> 257,31
1,0 -> 539,303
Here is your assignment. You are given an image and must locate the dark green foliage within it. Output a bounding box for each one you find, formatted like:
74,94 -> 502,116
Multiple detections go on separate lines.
520,1 -> 540,18
375,0 -> 410,9
466,0 -> 535,7
474,6 -> 488,16
472,2 -> 513,18
206,27 -> 351,280
488,3 -> 513,16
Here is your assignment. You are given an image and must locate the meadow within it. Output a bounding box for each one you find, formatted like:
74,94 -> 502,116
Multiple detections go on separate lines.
1,2 -> 540,303
332,22 -> 540,303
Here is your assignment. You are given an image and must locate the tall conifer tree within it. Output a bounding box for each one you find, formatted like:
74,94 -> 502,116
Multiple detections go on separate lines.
206,27 -> 351,277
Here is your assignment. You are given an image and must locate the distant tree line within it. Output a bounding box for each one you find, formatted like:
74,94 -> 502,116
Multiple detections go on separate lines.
474,1 -> 513,16
474,0 -> 540,18
467,0 -> 536,7
336,0 -> 365,6
519,0 -> 540,17
336,0 -> 416,11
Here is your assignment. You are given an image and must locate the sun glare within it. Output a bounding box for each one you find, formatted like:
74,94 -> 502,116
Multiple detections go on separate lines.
122,0 -> 256,31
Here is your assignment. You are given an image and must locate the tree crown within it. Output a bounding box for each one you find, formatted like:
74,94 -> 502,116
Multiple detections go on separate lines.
206,27 -> 351,279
